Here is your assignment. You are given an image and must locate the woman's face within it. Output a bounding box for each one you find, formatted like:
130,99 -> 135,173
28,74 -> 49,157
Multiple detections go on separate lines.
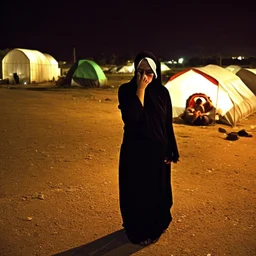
137,59 -> 154,81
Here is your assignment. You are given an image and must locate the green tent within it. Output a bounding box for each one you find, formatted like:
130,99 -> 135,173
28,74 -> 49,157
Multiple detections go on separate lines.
64,59 -> 107,88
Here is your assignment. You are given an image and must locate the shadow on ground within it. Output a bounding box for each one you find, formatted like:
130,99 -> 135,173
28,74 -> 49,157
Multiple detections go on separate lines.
53,229 -> 144,256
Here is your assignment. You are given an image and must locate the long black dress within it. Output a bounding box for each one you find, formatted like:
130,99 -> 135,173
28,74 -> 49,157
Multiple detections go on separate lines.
118,52 -> 179,244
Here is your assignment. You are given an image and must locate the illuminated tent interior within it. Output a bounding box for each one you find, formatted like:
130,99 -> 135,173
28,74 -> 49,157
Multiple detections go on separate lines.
165,64 -> 256,126
2,48 -> 60,84
63,59 -> 107,88
225,65 -> 256,95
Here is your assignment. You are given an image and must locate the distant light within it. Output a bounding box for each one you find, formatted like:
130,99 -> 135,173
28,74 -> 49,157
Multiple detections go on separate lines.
178,58 -> 184,64
167,60 -> 178,64
232,56 -> 245,60
24,82 -> 27,85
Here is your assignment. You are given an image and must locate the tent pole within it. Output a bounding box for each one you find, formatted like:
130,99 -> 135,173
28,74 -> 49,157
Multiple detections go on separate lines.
73,47 -> 76,64
213,83 -> 220,124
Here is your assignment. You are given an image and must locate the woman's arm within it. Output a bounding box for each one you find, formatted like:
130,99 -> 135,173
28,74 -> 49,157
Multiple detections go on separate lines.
118,83 -> 144,125
136,71 -> 151,106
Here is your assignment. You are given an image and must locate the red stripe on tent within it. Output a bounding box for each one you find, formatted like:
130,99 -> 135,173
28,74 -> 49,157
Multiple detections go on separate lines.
192,69 -> 218,85
169,68 -> 191,80
169,68 -> 218,86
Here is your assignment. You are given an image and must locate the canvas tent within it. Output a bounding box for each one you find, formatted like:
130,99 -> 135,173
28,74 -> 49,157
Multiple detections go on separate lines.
63,59 -> 107,87
161,62 -> 171,71
165,64 -> 256,126
247,68 -> 256,75
110,62 -> 170,74
109,64 -> 134,74
116,64 -> 134,73
2,48 -> 60,84
225,65 -> 256,95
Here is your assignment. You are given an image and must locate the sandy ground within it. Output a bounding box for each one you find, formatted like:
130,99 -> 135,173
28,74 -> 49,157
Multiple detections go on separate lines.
0,85 -> 255,256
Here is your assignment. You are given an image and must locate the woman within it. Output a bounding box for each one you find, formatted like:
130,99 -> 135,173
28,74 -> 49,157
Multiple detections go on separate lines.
118,51 -> 179,245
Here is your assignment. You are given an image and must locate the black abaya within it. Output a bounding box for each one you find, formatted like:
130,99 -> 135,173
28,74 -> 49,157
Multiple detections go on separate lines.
118,59 -> 179,243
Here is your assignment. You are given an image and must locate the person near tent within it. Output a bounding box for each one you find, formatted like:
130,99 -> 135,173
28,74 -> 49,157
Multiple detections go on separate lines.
203,96 -> 214,113
13,73 -> 20,84
117,51 -> 179,246
183,106 -> 210,125
183,107 -> 199,124
194,98 -> 205,112
183,97 -> 213,126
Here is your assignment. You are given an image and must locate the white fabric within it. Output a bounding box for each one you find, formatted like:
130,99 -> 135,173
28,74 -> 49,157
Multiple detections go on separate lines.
137,57 -> 157,78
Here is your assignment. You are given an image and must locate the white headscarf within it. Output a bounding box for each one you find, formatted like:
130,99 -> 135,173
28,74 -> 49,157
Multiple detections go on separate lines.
137,57 -> 157,78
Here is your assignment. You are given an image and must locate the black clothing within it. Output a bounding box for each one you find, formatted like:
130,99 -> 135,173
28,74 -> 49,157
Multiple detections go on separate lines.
13,73 -> 20,84
118,51 -> 179,243
194,115 -> 209,125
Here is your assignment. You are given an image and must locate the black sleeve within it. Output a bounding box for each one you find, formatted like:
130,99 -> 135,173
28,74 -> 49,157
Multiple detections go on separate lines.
118,83 -> 144,126
165,89 -> 179,162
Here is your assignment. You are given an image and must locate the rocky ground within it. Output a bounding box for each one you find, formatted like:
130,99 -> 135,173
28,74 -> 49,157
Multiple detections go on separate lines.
0,85 -> 255,256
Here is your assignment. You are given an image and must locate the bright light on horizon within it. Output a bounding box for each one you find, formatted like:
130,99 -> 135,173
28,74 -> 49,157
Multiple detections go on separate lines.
232,56 -> 245,60
178,58 -> 184,64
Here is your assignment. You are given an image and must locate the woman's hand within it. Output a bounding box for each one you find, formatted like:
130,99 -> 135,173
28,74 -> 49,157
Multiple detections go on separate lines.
136,70 -> 154,106
137,71 -> 153,90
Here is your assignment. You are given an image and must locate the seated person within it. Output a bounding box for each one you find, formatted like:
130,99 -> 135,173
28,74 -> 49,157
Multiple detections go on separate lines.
194,98 -> 205,113
183,107 -> 199,125
193,111 -> 210,126
203,96 -> 214,113
183,107 -> 211,126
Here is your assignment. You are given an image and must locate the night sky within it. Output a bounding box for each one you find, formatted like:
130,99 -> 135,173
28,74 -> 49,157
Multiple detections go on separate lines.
1,1 -> 255,61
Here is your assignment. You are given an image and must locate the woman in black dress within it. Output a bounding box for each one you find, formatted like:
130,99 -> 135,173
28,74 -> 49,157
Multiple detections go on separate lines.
118,51 -> 179,245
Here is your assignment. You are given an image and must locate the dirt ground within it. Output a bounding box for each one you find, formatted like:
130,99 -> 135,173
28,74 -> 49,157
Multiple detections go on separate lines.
0,84 -> 255,256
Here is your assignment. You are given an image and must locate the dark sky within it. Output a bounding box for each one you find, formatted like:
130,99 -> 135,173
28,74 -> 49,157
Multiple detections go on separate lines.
1,1 -> 255,61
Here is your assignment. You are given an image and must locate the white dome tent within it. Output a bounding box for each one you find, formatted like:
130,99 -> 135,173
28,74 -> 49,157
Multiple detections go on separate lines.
2,48 -> 60,84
